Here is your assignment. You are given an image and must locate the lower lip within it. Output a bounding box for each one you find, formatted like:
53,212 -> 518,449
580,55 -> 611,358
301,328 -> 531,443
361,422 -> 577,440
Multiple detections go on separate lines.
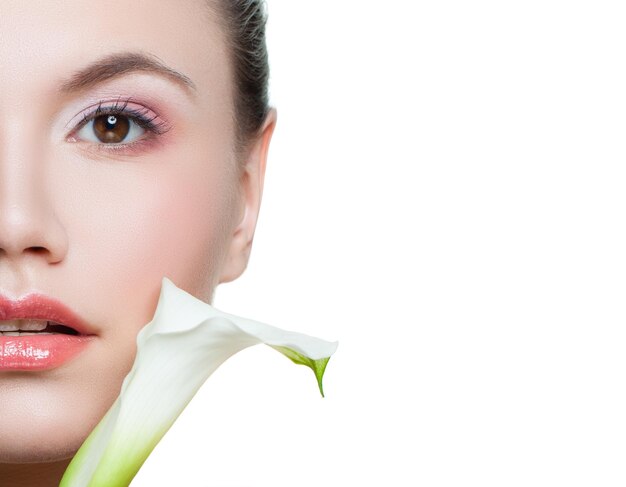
0,334 -> 95,371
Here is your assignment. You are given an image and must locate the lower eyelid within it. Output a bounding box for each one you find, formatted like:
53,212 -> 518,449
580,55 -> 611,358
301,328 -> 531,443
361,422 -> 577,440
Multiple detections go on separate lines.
75,136 -> 163,159
68,127 -> 164,159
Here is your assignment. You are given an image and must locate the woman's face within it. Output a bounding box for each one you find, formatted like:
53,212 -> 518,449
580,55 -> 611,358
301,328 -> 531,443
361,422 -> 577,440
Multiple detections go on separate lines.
0,0 -> 271,463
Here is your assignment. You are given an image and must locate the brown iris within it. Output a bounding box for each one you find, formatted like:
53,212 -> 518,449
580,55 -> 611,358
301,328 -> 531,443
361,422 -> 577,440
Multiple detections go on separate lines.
92,114 -> 130,143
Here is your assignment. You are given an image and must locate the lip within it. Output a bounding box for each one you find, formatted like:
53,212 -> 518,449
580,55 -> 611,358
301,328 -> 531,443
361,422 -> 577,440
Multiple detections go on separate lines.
0,293 -> 96,371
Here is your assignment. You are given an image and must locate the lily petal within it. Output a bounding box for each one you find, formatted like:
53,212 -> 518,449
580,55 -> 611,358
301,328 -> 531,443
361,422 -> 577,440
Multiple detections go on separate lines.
60,277 -> 338,487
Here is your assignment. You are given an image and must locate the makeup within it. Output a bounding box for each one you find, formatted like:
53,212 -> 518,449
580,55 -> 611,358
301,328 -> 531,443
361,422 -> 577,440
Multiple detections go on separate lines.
65,95 -> 172,157
0,295 -> 96,371
0,334 -> 95,371
0,0 -> 254,472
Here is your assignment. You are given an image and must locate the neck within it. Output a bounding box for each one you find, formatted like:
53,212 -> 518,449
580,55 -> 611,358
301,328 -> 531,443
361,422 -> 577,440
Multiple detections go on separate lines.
0,459 -> 72,487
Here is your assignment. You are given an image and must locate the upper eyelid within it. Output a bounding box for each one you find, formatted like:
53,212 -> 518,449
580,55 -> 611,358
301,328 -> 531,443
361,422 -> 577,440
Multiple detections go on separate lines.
65,97 -> 158,128
65,98 -> 171,137
77,105 -> 154,129
81,98 -> 131,124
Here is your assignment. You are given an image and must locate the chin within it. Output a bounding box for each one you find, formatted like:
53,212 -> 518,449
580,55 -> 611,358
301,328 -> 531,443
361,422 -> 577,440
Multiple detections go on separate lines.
0,404 -> 94,464
0,444 -> 76,465
0,421 -> 81,464
0,377 -> 114,465
0,335 -> 135,466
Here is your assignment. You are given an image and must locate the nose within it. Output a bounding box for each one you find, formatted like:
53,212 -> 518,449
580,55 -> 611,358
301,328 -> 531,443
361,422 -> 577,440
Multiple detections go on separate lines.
0,205 -> 68,264
0,147 -> 68,266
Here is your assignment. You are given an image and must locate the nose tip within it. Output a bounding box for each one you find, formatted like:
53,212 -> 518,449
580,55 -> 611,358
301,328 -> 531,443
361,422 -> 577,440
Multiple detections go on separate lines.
0,204 -> 68,265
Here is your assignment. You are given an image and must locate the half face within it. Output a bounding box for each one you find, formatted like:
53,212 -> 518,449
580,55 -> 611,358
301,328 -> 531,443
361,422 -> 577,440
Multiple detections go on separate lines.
0,0 -> 252,463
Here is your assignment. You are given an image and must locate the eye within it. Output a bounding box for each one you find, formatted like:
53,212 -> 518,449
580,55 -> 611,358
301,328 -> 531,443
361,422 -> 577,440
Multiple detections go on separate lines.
67,98 -> 171,152
77,112 -> 143,144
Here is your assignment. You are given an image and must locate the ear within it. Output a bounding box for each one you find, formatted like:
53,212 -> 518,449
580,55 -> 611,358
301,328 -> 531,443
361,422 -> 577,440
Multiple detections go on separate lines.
218,108 -> 277,284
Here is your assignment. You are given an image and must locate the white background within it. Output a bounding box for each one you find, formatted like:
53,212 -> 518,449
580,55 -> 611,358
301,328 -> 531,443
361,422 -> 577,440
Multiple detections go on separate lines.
134,1 -> 626,486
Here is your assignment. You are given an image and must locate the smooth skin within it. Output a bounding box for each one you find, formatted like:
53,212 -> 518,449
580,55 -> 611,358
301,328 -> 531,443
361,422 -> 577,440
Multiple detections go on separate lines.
0,1 -> 276,485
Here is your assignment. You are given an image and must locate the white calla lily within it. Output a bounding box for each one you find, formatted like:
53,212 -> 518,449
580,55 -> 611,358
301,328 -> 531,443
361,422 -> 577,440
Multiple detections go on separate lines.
59,277 -> 338,487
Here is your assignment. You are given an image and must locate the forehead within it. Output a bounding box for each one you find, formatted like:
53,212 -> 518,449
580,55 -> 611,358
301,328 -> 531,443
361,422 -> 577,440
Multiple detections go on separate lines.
0,0 -> 230,105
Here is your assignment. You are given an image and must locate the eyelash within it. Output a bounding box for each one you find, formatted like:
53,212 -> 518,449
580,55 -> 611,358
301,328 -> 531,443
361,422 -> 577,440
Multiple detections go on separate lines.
70,97 -> 171,154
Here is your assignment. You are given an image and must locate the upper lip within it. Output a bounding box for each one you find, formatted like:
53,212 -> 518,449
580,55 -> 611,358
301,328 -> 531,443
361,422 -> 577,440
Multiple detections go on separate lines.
0,293 -> 94,335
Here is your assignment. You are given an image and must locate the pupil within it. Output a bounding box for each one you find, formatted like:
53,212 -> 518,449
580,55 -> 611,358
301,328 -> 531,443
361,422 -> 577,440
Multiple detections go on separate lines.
93,114 -> 130,143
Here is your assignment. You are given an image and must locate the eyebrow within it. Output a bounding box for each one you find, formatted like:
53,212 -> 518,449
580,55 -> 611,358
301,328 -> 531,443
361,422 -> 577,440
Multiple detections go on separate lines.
58,51 -> 197,97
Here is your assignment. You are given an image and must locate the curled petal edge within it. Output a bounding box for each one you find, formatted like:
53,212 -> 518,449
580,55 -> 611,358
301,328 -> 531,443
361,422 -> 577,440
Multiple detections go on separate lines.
60,277 -> 338,487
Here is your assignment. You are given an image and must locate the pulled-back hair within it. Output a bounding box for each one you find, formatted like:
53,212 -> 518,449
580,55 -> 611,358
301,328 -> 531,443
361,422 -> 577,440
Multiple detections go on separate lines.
208,0 -> 271,158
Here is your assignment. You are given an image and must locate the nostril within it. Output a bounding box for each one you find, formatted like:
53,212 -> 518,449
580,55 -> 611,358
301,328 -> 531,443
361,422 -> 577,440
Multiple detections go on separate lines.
23,246 -> 49,257
28,247 -> 63,265
0,212 -> 69,263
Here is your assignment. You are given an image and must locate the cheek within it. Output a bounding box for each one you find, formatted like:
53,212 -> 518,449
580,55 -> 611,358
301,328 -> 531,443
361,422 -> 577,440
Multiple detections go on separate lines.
0,150 -> 238,462
129,170 -> 232,294
56,148 -> 237,333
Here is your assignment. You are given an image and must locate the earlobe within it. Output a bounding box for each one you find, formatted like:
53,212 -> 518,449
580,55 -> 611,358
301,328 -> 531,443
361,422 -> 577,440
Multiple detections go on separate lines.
218,108 -> 277,284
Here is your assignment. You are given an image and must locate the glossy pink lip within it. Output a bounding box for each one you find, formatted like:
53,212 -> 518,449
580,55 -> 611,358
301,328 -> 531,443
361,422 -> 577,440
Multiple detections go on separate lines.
0,294 -> 96,371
